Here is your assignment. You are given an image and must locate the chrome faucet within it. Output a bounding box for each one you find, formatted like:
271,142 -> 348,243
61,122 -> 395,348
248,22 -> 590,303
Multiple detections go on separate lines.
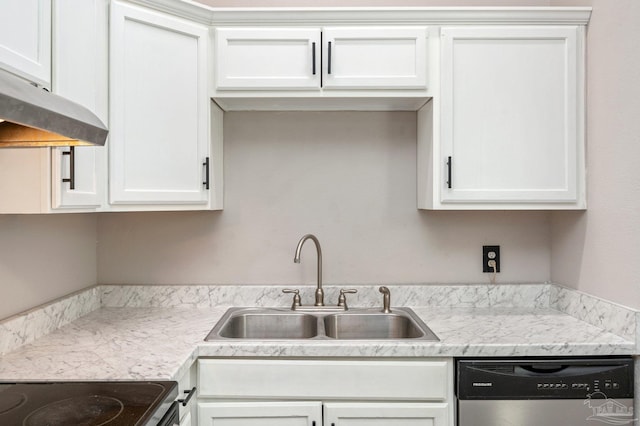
294,234 -> 324,306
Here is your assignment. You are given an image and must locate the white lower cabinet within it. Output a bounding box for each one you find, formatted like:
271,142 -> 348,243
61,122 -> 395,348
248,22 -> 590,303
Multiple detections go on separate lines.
180,412 -> 193,426
178,360 -> 198,425
196,359 -> 454,426
198,401 -> 447,426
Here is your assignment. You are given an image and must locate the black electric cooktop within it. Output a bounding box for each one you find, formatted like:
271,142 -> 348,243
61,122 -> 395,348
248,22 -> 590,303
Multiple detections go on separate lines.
0,381 -> 177,426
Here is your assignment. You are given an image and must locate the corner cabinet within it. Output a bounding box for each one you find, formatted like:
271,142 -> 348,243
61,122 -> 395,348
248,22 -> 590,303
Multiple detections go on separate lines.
197,358 -> 453,426
51,0 -> 108,210
418,25 -> 586,210
109,1 -> 222,210
0,0 -> 106,214
0,0 -> 51,87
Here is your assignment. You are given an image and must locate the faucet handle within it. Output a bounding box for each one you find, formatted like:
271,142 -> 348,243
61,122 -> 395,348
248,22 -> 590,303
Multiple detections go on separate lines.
379,286 -> 392,313
282,289 -> 302,310
337,289 -> 358,310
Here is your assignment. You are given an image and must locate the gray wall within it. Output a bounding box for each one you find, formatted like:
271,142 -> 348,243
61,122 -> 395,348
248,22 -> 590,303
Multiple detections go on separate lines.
0,214 -> 97,318
550,0 -> 640,308
98,112 -> 551,285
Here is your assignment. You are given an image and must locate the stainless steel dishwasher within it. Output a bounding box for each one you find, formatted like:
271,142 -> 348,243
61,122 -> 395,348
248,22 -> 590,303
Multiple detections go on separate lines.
457,357 -> 634,426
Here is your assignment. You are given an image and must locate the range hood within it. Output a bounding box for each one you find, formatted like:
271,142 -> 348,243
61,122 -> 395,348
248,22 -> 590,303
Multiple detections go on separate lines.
0,69 -> 108,147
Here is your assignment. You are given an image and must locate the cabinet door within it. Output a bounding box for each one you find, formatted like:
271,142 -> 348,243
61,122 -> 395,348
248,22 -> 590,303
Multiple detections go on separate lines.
439,26 -> 582,205
0,0 -> 51,87
177,361 -> 197,425
51,0 -> 107,209
179,411 -> 192,426
110,1 -> 210,205
322,27 -> 428,90
324,402 -> 450,426
198,401 -> 322,426
215,28 -> 321,90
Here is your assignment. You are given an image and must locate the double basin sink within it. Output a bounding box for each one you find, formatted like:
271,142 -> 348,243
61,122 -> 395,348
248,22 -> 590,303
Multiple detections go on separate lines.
205,307 -> 439,341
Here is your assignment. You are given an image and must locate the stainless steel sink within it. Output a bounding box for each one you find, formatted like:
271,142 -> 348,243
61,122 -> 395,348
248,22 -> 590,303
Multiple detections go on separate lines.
323,310 -> 437,340
205,307 -> 439,341
215,310 -> 318,339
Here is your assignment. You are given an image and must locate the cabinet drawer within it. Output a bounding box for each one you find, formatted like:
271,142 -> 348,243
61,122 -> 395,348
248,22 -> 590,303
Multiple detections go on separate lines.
198,359 -> 450,400
198,401 -> 322,426
324,402 -> 450,425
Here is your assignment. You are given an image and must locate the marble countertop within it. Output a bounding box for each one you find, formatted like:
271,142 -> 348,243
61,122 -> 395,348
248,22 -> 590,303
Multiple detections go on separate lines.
0,305 -> 634,382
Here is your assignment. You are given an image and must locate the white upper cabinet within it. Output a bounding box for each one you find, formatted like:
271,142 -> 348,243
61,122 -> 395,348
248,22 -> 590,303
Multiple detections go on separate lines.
322,27 -> 428,90
51,0 -> 108,210
110,1 -> 215,208
215,26 -> 428,91
0,3 -> 590,214
418,25 -> 585,210
215,28 -> 321,90
213,26 -> 429,104
0,0 -> 51,86
0,0 -> 105,214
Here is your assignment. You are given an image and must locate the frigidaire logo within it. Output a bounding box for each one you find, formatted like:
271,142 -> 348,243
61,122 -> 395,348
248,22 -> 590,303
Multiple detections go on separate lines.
472,382 -> 493,387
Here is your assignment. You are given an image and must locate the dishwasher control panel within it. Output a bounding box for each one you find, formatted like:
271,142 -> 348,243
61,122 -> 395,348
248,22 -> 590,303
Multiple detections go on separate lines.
536,380 -> 622,391
457,357 -> 634,399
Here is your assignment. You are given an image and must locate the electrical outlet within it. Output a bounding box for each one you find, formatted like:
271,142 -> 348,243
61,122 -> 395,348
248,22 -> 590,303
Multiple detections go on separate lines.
483,245 -> 500,273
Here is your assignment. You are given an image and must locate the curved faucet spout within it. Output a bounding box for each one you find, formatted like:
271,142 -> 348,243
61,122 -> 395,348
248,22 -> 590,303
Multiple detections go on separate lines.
294,234 -> 323,306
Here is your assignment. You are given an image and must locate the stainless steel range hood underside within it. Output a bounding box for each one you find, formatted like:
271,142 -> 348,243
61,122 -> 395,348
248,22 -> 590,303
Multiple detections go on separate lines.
0,69 -> 108,147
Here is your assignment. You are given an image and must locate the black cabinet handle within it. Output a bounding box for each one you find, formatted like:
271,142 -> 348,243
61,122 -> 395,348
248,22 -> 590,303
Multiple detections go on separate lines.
177,387 -> 196,407
203,157 -> 210,190
327,41 -> 332,74
62,146 -> 75,190
446,156 -> 452,189
312,42 -> 316,75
